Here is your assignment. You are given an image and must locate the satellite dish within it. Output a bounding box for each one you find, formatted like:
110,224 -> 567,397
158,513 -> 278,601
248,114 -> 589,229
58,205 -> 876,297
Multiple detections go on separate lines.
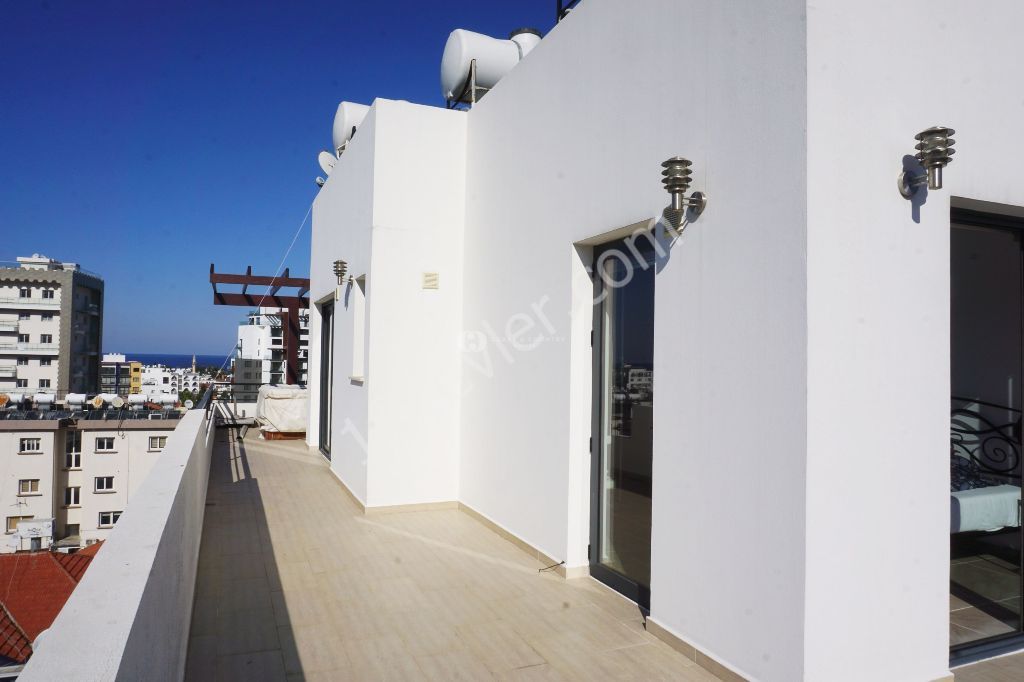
91,396 -> 105,409
0,394 -> 8,408
112,396 -> 125,409
184,399 -> 194,409
318,150 -> 336,175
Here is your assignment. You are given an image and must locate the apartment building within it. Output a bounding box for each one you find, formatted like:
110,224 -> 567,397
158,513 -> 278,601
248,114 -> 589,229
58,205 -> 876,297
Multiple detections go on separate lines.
0,408 -> 180,551
99,353 -> 142,397
0,254 -> 103,397
301,1 -> 1024,678
236,307 -> 309,386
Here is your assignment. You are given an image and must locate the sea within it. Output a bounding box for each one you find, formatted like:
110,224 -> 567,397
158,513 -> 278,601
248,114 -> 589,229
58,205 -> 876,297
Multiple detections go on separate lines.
125,353 -> 233,370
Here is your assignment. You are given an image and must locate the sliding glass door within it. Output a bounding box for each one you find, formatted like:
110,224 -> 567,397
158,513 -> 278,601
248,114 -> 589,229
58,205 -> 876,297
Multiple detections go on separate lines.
950,213 -> 1024,660
591,235 -> 655,608
319,301 -> 334,459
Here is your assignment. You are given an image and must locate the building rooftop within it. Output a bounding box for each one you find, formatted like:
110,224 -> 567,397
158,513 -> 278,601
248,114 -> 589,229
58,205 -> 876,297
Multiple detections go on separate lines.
0,542 -> 102,664
184,434 -> 718,681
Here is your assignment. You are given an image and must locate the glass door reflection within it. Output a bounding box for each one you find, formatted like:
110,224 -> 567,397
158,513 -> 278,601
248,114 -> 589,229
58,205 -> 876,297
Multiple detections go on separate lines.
591,236 -> 655,607
950,220 -> 1024,654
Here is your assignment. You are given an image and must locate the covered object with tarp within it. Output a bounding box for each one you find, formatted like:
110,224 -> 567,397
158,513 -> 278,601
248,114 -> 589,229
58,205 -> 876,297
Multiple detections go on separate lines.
256,385 -> 308,439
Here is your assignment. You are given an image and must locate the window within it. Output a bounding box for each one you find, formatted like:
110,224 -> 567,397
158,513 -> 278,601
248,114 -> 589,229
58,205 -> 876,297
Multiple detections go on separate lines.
19,438 -> 41,453
41,313 -> 53,321
40,358 -> 51,366
17,334 -> 28,343
64,523 -> 79,538
18,288 -> 29,299
64,487 -> 80,507
65,430 -> 81,453
148,436 -> 167,451
16,357 -> 27,366
15,379 -> 27,388
40,334 -> 52,344
94,476 -> 114,492
95,437 -> 115,452
17,313 -> 29,321
98,511 -> 121,528
6,516 -> 32,534
38,379 -> 50,388
162,376 -> 169,384
18,480 -> 39,496
65,452 -> 81,469
42,289 -> 54,299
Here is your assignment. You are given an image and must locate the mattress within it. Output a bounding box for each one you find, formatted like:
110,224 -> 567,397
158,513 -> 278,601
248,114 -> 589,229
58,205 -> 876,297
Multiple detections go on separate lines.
951,484 -> 1021,533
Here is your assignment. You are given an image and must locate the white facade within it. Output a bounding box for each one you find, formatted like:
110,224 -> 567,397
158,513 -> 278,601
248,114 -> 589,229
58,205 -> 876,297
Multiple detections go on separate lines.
140,365 -> 209,401
235,307 -> 309,385
0,254 -> 104,395
302,1 -> 1024,680
0,418 -> 180,551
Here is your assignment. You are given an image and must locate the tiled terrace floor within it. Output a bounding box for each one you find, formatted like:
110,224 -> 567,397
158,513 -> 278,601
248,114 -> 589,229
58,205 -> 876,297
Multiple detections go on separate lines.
185,430 -> 719,681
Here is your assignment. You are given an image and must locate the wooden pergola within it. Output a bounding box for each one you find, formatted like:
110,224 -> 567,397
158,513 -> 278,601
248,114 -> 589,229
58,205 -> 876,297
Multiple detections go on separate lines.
210,264 -> 310,385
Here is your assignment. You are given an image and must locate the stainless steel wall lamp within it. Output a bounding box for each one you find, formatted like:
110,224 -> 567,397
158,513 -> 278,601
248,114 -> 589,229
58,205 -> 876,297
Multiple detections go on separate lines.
899,126 -> 955,198
661,157 -> 707,231
333,259 -> 348,285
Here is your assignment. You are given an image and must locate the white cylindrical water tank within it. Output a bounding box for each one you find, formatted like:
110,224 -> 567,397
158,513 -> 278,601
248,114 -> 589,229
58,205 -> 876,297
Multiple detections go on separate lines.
6,394 -> 25,406
34,394 -> 55,406
65,393 -> 87,407
128,394 -> 147,406
332,101 -> 371,154
440,28 -> 542,102
97,393 -> 119,404
161,395 -> 177,409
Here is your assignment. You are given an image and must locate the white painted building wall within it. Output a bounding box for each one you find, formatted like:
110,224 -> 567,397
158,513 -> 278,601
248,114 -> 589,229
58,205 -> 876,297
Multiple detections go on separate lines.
0,430 -> 57,547
308,102 -> 465,507
304,0 -> 1024,678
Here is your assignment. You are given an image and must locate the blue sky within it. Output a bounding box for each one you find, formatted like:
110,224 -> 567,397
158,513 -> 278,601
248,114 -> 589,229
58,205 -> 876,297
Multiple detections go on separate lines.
0,0 -> 553,354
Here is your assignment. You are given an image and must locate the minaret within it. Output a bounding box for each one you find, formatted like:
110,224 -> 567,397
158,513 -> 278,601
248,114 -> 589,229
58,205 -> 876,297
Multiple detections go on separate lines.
191,353 -> 196,374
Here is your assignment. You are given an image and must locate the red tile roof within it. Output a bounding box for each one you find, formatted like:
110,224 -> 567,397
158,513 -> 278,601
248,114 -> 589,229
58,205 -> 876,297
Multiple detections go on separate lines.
0,543 -> 102,664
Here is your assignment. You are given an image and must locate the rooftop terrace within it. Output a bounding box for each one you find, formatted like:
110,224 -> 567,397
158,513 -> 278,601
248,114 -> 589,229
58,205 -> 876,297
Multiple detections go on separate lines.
18,404 -> 1024,681
185,432 -> 718,681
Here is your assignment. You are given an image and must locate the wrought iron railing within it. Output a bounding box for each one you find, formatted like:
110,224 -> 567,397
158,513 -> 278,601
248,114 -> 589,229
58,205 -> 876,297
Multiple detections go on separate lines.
951,396 -> 1022,479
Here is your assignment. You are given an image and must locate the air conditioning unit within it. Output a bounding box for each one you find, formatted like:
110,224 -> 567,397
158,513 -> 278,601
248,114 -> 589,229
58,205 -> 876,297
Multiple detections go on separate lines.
85,539 -> 97,546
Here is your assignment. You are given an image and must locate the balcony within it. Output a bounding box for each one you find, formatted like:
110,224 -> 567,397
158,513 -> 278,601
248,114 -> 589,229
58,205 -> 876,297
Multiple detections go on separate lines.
0,297 -> 60,310
0,342 -> 58,355
0,321 -> 18,332
19,402 -> 726,681
0,365 -> 15,377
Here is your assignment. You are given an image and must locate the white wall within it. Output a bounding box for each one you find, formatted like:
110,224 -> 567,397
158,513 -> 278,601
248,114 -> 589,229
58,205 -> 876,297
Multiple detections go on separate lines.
803,2 -> 1024,680
0,429 -> 56,550
364,101 -> 465,507
460,2 -> 808,679
21,409 -> 215,682
308,106 -> 378,504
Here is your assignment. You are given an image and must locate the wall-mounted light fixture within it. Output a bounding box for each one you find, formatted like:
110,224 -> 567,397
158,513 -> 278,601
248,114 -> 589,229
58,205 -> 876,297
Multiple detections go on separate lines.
661,157 -> 707,231
333,260 -> 348,285
898,126 -> 955,198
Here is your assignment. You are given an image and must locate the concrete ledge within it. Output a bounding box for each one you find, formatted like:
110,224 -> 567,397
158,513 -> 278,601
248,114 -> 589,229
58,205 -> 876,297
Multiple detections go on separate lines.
646,618 -> 748,682
20,408 -> 215,682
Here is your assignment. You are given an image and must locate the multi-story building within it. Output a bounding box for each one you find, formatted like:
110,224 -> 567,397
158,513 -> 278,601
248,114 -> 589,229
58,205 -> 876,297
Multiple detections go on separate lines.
0,407 -> 181,551
139,363 -> 207,402
0,254 -> 103,397
236,307 -> 309,386
99,353 -> 142,397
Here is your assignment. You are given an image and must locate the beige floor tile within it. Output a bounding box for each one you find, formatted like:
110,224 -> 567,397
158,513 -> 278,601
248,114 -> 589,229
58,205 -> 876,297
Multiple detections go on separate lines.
186,434 -> 728,682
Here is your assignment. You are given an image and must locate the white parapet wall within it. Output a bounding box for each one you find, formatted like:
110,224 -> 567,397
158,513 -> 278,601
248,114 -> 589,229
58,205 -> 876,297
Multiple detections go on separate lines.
20,405 -> 216,682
